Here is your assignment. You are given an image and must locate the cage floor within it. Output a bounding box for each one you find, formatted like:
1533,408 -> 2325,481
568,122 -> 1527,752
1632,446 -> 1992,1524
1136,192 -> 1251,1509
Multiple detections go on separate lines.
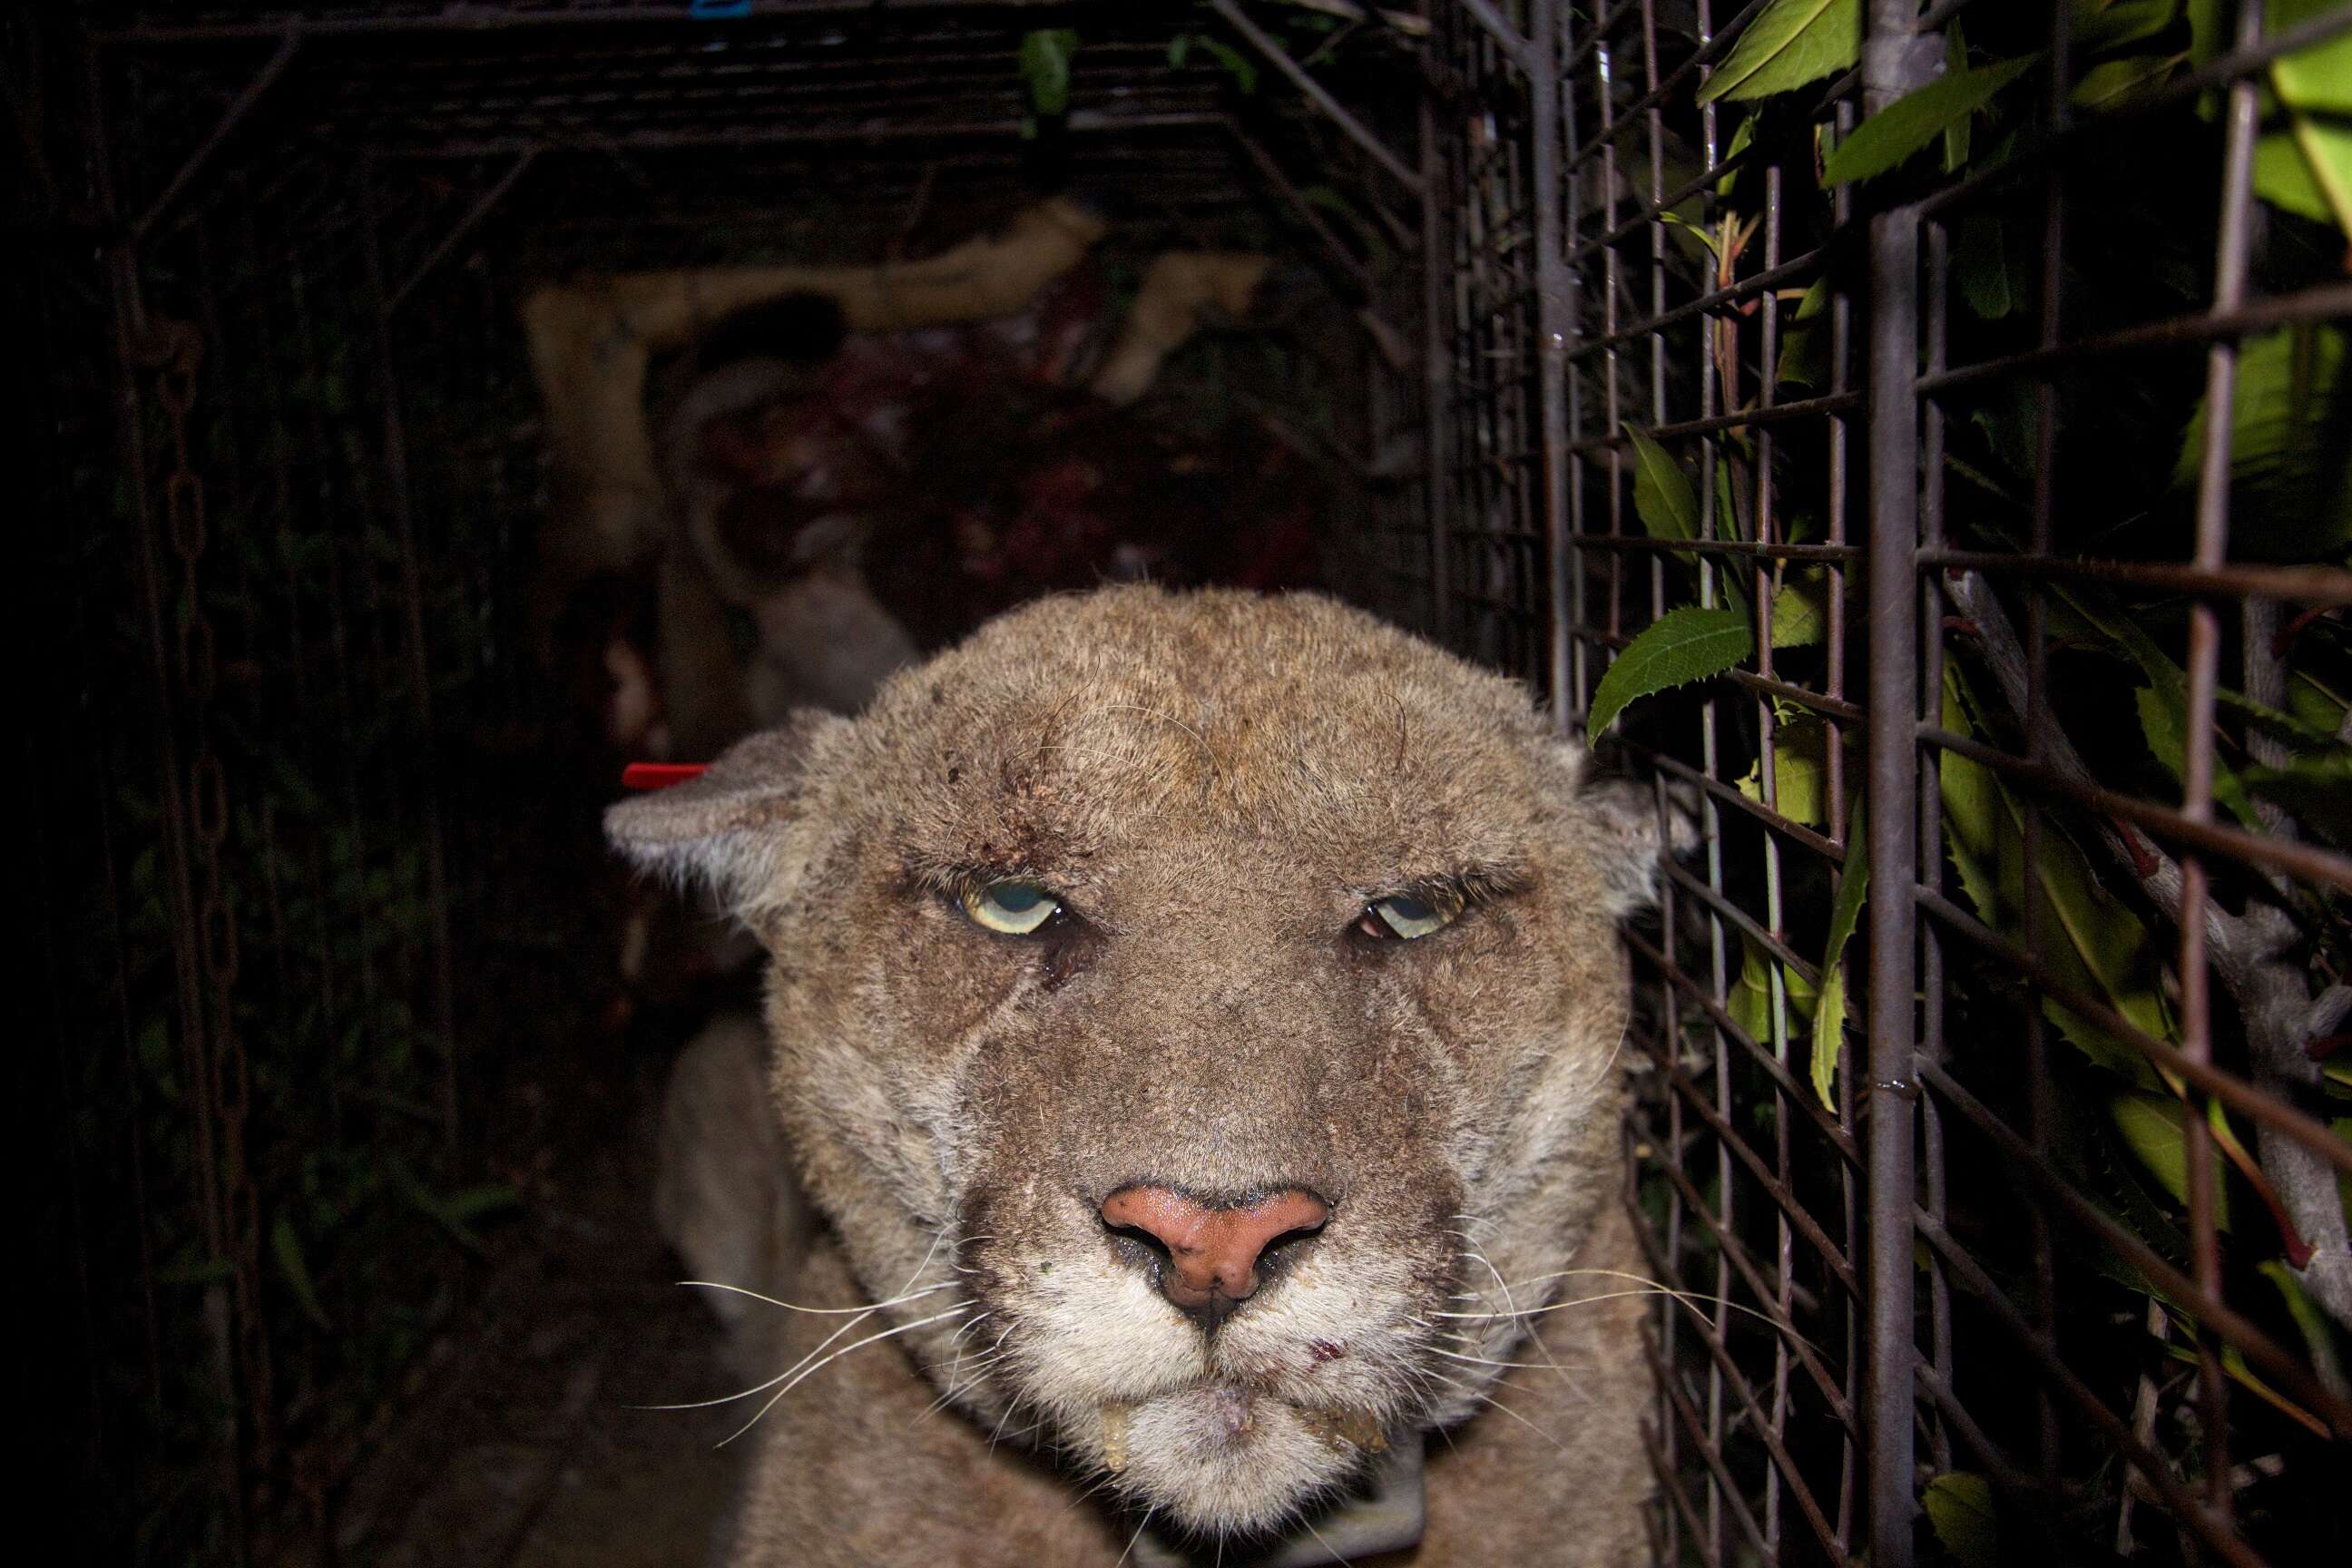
312,1034 -> 744,1568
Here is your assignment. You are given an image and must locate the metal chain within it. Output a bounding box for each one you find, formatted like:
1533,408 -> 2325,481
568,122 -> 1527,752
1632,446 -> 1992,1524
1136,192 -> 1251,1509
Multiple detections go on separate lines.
136,318 -> 274,1479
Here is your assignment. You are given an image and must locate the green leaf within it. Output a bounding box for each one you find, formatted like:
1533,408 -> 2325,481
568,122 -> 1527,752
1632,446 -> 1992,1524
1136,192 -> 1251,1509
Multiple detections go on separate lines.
2172,325 -> 2351,557
1823,55 -> 2042,185
1697,0 -> 1861,104
1924,1473 -> 2001,1568
1811,794 -> 1868,1108
1194,34 -> 1259,95
2291,670 -> 2351,736
1018,29 -> 1080,117
1939,668 -> 2171,1088
2110,1092 -> 2233,1228
272,1215 -> 331,1330
1628,428 -> 1700,541
2071,53 -> 2187,112
1720,113 -> 1757,195
1738,715 -> 1832,828
439,1183 -> 523,1221
1769,565 -> 1829,649
2050,583 -> 2264,829
2134,683 -> 2264,830
1729,932 -> 1818,1047
2074,0 -> 2186,57
1942,22 -> 1972,171
1777,278 -> 1832,387
1586,605 -> 1755,737
1167,34 -> 1191,69
2218,685 -> 2341,750
2259,1259 -> 2347,1392
2243,750 -> 2352,845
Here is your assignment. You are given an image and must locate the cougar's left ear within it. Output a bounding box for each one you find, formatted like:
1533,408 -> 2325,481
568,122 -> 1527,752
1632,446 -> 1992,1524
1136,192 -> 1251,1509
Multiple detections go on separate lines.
1544,738 -> 1700,919
606,710 -> 850,922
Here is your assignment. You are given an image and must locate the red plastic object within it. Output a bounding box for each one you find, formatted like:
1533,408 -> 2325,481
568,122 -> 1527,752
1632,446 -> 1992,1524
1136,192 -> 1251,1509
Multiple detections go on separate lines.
621,762 -> 709,790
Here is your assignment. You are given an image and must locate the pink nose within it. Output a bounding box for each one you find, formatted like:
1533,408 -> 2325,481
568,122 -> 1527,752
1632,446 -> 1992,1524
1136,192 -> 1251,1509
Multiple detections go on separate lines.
1099,1186 -> 1330,1313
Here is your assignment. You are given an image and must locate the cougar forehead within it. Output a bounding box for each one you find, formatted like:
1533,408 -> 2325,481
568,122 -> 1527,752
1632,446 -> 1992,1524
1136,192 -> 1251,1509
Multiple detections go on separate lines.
617,586 -> 1656,1548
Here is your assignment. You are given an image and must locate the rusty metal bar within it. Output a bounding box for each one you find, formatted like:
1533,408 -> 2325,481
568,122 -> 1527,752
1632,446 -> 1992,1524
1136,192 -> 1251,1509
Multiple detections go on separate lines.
1207,0 -> 1422,193
391,107 -> 1227,158
129,30 -> 301,244
1914,282 -> 2352,395
1528,0 -> 1572,719
1921,725 -> 2352,897
1860,4 -> 1940,1562
1566,388 -> 1864,456
1918,550 -> 2352,604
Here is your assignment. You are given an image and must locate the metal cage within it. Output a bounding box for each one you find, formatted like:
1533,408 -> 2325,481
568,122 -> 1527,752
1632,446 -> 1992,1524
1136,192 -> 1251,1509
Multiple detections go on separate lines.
20,3 -> 2350,1564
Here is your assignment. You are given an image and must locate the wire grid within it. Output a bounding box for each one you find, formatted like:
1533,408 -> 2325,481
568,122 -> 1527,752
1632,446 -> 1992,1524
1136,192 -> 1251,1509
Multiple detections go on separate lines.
1426,1 -> 2352,1565
41,6 -> 1418,1558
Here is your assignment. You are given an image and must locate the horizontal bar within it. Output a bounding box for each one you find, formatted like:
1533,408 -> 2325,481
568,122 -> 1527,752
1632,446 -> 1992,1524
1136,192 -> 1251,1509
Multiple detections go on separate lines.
1660,1059 -> 1862,1299
1626,741 -> 1858,862
382,107 -> 1227,158
1916,283 -> 2352,396
1563,392 -> 1865,461
1918,1059 -> 2351,1436
1567,534 -> 1862,566
1920,551 -> 2352,605
1654,860 -> 1831,994
1569,248 -> 1824,363
1923,726 -> 2352,896
1650,1338 -> 1779,1564
1639,1152 -> 1861,1435
1916,885 -> 2352,1178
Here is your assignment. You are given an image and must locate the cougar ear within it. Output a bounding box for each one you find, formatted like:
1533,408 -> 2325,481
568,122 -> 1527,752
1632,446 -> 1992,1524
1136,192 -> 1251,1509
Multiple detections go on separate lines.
1545,736 -> 1701,919
605,710 -> 849,921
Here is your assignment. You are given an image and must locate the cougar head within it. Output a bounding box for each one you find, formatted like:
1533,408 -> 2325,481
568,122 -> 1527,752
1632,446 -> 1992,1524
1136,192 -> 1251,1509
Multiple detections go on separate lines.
608,586 -> 1671,1544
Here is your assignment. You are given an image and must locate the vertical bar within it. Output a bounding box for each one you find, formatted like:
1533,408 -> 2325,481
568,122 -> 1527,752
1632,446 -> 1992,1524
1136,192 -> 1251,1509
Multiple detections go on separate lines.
1419,68 -> 1451,643
2179,0 -> 2269,1529
1861,5 -> 1939,1564
1530,0 -> 1572,720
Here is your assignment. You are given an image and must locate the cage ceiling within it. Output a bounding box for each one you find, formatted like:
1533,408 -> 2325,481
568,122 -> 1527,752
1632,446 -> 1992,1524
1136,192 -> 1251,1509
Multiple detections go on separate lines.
71,0 -> 1424,287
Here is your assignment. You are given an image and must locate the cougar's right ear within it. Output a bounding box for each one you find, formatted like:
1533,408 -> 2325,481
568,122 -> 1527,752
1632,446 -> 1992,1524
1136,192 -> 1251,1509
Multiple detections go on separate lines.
605,710 -> 849,921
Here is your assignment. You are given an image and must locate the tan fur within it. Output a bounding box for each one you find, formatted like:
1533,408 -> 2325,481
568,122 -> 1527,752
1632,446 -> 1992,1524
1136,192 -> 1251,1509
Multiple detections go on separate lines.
613,588 -> 1662,1565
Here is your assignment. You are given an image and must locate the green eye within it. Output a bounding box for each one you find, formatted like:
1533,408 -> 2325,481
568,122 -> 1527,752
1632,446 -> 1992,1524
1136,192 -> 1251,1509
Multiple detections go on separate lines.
1364,889 -> 1461,940
962,879 -> 1063,936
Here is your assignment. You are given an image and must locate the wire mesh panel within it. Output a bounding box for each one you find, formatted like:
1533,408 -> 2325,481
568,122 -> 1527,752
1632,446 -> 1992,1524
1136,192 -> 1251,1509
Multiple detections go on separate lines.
1425,1 -> 2352,1563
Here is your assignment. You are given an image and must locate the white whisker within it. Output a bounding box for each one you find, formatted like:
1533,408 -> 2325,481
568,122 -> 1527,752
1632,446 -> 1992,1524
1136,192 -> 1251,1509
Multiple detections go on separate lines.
716,1304 -> 973,1447
679,1279 -> 956,1316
